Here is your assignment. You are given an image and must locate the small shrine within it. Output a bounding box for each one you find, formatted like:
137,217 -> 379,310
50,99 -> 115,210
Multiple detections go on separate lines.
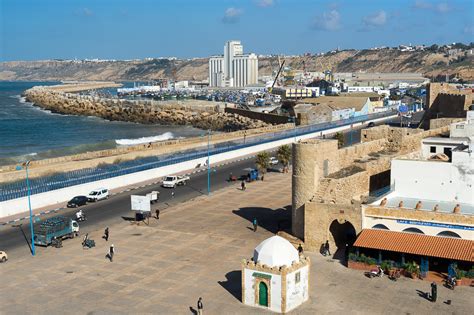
241,236 -> 310,313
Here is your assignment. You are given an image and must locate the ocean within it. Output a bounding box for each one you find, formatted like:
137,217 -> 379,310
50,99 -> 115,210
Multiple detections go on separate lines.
0,81 -> 203,166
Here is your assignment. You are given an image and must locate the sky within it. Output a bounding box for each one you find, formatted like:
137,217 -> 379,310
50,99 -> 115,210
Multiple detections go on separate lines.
1,0 -> 473,61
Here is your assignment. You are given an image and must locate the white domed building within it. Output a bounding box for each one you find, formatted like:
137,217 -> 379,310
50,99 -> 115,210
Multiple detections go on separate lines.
241,236 -> 310,313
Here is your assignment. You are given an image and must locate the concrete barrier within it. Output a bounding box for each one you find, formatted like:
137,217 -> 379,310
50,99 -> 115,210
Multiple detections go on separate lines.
0,114 -> 396,219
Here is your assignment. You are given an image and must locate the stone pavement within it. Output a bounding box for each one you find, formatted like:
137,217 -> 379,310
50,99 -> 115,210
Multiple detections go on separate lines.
1,171 -> 472,314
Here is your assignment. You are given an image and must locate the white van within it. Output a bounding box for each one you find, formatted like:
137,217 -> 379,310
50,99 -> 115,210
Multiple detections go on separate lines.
87,188 -> 109,202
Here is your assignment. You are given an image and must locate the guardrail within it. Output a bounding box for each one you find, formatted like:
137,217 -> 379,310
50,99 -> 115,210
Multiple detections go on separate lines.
0,110 -> 396,202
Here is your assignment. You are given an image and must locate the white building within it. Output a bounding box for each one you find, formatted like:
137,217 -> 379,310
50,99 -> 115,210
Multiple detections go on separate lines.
363,109 -> 474,240
208,40 -> 258,88
347,86 -> 381,93
241,236 -> 310,313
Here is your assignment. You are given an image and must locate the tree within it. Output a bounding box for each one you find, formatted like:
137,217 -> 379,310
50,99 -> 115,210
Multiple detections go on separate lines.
255,151 -> 270,174
335,132 -> 344,148
277,145 -> 292,173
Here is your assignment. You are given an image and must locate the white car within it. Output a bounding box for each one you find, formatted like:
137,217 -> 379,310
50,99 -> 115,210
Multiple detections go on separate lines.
0,251 -> 7,263
87,188 -> 109,202
162,175 -> 190,188
269,157 -> 279,166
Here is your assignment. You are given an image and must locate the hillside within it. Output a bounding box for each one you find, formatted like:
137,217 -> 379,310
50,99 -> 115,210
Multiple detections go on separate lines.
1,47 -> 473,82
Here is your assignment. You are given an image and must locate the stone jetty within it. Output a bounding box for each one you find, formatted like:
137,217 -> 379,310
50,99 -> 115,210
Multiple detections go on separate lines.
24,84 -> 270,131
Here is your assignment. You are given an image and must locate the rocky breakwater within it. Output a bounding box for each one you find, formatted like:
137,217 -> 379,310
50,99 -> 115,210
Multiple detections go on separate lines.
24,86 -> 270,131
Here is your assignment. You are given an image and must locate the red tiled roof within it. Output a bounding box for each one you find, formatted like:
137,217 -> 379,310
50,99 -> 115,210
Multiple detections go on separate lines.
354,229 -> 474,262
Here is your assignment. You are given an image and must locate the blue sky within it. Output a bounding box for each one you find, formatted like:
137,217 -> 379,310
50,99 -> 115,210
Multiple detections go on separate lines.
1,0 -> 473,61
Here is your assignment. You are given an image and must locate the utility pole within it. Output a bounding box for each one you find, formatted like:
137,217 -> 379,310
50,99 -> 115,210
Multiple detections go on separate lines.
25,161 -> 35,256
207,129 -> 211,195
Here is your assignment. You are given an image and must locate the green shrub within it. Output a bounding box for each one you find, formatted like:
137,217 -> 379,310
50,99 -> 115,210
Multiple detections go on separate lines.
466,267 -> 474,279
403,261 -> 419,275
381,260 -> 394,272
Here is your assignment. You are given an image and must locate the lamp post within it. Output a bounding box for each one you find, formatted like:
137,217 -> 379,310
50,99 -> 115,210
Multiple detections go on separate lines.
206,129 -> 211,195
22,160 -> 36,256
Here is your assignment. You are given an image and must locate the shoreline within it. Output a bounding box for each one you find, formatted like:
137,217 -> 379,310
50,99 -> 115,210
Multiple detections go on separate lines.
0,123 -> 292,183
1,81 -> 288,182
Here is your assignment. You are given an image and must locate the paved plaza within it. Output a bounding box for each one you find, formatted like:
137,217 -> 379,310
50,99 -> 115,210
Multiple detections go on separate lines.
1,171 -> 472,314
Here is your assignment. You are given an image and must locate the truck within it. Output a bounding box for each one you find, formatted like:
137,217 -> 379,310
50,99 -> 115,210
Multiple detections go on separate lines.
244,168 -> 259,182
146,191 -> 160,204
33,216 -> 80,246
161,175 -> 190,188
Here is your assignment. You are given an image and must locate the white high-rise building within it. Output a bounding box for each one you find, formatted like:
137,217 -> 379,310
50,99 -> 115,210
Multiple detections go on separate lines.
208,40 -> 258,88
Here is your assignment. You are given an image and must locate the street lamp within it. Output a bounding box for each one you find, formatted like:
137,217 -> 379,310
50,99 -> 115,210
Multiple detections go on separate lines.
17,160 -> 35,256
207,129 -> 211,195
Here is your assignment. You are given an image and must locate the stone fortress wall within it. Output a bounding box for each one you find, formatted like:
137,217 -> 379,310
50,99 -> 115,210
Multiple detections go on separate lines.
292,121 -> 451,250
421,82 -> 474,129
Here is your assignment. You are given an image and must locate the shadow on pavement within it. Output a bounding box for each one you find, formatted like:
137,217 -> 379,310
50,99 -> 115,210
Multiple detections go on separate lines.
232,205 -> 291,234
189,306 -> 197,314
16,224 -> 33,254
218,270 -> 242,302
416,289 -> 431,301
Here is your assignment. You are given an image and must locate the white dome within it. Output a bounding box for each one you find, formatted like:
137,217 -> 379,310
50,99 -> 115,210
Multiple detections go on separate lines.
253,236 -> 299,268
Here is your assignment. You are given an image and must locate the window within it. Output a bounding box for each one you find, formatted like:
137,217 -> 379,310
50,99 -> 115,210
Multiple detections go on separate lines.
430,146 -> 436,153
295,272 -> 301,284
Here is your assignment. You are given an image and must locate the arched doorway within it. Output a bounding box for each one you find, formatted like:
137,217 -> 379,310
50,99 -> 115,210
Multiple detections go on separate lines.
258,282 -> 268,307
329,220 -> 357,260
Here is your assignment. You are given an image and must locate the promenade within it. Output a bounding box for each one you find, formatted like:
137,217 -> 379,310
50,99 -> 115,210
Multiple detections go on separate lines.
1,171 -> 471,314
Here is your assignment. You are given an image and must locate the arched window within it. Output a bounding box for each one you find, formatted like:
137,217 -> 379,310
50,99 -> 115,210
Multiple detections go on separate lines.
372,224 -> 389,230
437,231 -> 461,238
403,227 -> 424,234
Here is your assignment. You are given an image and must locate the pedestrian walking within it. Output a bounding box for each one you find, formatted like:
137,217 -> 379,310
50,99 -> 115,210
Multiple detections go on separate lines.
103,227 -> 109,241
171,191 -> 175,198
261,174 -> 264,181
431,282 -> 437,302
324,240 -> 331,256
197,297 -> 203,315
107,244 -> 115,262
155,209 -> 160,220
253,218 -> 258,232
241,180 -> 246,191
297,243 -> 304,255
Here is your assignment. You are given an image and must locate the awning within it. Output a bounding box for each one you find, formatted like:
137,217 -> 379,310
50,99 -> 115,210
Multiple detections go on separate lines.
353,229 -> 474,262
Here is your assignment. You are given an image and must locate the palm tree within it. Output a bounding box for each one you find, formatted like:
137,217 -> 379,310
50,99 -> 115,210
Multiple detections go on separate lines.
255,151 -> 270,174
277,145 -> 292,173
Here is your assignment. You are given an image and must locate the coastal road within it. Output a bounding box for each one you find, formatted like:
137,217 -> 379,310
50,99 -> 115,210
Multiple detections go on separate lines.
0,155 -> 264,258
0,113 -> 418,259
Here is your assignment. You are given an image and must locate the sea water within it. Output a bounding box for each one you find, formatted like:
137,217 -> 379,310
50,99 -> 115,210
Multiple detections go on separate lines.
0,81 -> 203,166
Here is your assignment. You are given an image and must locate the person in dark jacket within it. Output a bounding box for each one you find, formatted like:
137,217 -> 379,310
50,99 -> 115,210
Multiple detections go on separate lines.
324,240 -> 331,256
431,282 -> 437,302
297,243 -> 304,255
197,297 -> 203,315
107,244 -> 115,262
103,227 -> 109,241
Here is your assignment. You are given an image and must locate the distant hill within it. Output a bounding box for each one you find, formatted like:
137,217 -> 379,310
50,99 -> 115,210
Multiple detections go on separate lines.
1,46 -> 473,82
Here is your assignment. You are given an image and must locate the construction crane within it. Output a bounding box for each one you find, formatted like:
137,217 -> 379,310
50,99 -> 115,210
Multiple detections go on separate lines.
269,59 -> 285,93
318,59 -> 334,82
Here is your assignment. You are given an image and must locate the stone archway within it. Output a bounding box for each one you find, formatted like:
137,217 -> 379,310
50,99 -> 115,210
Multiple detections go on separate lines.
329,219 -> 357,260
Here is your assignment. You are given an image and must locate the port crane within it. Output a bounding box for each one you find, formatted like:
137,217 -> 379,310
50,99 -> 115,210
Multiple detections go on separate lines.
268,59 -> 285,93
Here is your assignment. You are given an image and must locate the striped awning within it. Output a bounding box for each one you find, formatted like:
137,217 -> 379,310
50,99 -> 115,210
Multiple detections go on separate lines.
354,229 -> 474,262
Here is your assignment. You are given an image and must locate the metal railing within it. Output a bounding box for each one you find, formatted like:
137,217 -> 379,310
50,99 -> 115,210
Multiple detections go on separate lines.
0,110 -> 396,202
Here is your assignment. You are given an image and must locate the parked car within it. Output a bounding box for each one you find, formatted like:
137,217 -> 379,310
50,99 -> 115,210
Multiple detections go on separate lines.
0,251 -> 8,262
67,195 -> 88,208
269,157 -> 279,165
87,188 -> 109,202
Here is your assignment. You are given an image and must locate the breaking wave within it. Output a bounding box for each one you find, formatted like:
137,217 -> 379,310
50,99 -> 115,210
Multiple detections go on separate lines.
115,132 -> 175,146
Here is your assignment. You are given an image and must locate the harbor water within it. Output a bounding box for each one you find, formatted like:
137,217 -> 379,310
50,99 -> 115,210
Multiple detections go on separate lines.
0,82 -> 203,166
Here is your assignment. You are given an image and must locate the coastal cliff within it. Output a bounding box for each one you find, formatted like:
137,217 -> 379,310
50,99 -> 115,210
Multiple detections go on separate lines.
23,85 -> 270,131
